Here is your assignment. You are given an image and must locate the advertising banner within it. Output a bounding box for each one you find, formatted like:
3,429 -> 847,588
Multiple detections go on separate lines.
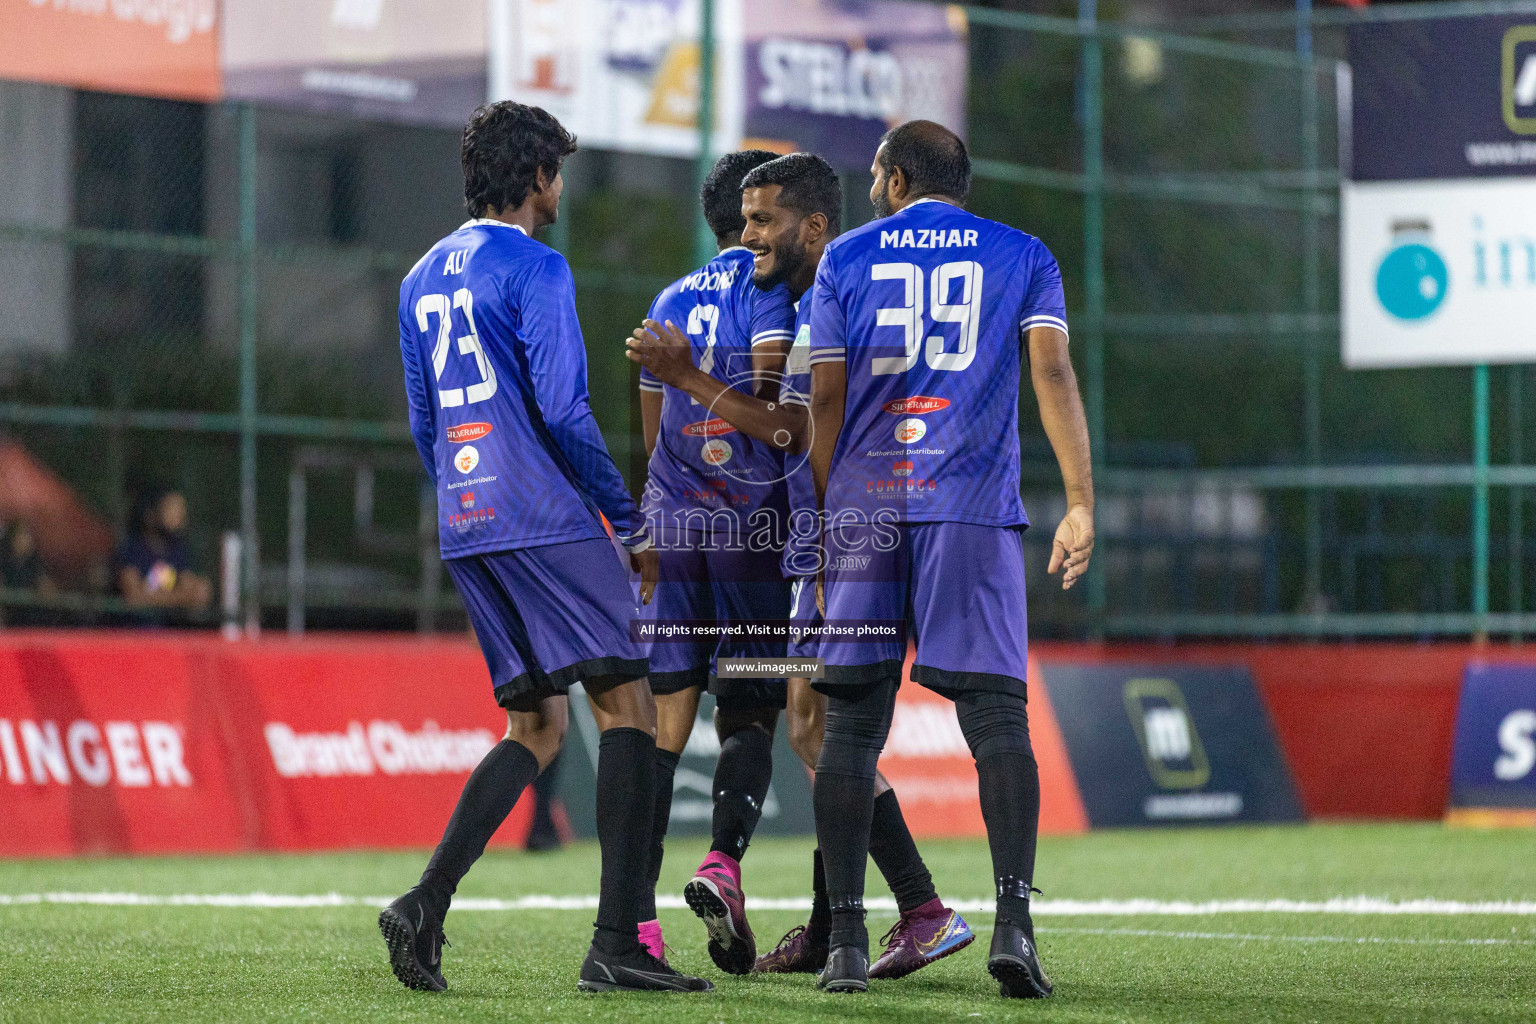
222,0 -> 487,127
492,0 -> 746,158
492,0 -> 966,164
742,0 -> 967,169
872,651 -> 1086,839
1448,664 -> 1536,825
0,633 -> 528,857
1343,16 -> 1536,368
1040,663 -> 1303,828
0,0 -> 221,102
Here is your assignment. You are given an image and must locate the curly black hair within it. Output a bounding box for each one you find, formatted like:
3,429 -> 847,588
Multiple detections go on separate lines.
701,149 -> 782,244
461,102 -> 578,219
740,153 -> 843,235
876,119 -> 971,205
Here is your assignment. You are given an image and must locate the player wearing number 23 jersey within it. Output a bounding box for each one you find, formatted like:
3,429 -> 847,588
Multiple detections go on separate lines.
399,218 -> 650,708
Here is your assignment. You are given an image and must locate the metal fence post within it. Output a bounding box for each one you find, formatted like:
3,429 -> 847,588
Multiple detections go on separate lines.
1475,362 -> 1491,640
693,0 -> 717,266
1080,0 -> 1108,636
238,104 -> 260,637
287,465 -> 306,636
1512,366 -> 1524,641
1298,0 -> 1324,613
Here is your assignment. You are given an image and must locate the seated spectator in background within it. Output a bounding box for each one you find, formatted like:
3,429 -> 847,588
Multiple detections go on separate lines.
115,488 -> 212,620
1,519 -> 56,626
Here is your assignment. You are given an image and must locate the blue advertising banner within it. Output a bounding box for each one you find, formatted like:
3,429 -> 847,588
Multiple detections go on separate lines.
1349,15 -> 1536,181
1450,665 -> 1536,811
1039,664 -> 1303,828
743,0 -> 968,170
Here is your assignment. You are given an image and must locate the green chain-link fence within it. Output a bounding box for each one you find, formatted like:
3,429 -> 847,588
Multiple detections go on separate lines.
0,0 -> 1532,637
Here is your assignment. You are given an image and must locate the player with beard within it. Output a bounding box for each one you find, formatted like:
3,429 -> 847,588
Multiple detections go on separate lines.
629,149 -> 799,976
806,121 -> 1094,998
384,101 -> 710,995
627,153 -> 973,981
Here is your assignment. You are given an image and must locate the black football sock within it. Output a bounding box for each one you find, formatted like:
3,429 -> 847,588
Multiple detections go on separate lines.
593,727 -> 657,955
977,752 -> 1042,941
527,753 -> 561,846
641,747 -> 681,922
419,739 -> 540,919
868,789 -> 938,915
708,723 -> 773,860
807,847 -> 831,940
814,770 -> 875,952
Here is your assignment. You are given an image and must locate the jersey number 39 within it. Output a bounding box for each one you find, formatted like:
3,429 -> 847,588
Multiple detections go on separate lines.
870,260 -> 983,375
416,289 -> 498,408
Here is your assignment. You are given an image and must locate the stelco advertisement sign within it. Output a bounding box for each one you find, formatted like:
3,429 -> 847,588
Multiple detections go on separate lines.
495,0 -> 967,167
1344,16 -> 1536,368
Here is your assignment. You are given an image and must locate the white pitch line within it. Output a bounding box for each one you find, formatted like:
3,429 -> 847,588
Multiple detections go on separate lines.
4,893 -> 1536,916
1036,926 -> 1536,948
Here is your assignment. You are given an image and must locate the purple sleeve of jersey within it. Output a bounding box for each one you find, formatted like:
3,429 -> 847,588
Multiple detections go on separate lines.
638,293 -> 664,393
807,249 -> 847,365
399,301 -> 438,488
1019,241 -> 1069,338
518,252 -> 649,547
749,281 -> 796,349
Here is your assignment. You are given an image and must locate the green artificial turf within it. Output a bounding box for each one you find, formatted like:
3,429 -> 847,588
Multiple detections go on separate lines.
1,824 -> 1533,1023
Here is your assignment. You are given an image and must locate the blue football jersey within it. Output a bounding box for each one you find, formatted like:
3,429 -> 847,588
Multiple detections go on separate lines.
779,296 -> 818,577
808,199 -> 1068,526
640,246 -> 796,538
400,219 -> 647,559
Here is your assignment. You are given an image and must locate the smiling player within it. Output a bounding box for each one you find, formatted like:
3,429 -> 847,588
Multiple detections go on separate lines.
628,153 -> 973,982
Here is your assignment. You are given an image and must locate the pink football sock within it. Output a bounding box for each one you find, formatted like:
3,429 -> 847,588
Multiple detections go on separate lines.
638,918 -> 664,960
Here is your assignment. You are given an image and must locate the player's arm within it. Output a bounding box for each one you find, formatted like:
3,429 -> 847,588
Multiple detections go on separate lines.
807,360 -> 845,507
748,280 -> 795,401
519,254 -> 654,563
639,380 -> 662,459
1020,243 -> 1093,589
627,319 -> 808,452
1027,324 -> 1094,589
399,302 -> 439,487
752,341 -> 790,401
805,250 -> 847,507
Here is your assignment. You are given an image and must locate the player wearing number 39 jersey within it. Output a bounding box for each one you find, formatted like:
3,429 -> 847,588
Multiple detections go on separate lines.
384,101 -> 709,997
807,121 -> 1095,1000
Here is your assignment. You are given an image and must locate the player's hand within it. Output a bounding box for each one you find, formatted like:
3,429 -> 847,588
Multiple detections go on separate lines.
631,546 -> 660,605
1047,503 -> 1094,590
815,573 -> 826,617
625,319 -> 694,385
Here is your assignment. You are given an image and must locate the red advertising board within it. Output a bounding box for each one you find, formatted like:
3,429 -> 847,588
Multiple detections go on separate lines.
0,632 -> 526,858
875,649 -> 1088,838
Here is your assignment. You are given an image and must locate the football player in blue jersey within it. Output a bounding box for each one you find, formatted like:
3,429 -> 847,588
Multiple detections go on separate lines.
628,149 -> 800,976
381,101 -> 710,995
627,153 -> 972,982
805,121 -> 1095,997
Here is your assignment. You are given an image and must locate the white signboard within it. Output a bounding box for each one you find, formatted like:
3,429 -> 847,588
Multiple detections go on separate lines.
490,0 -> 746,159
1343,178 -> 1536,368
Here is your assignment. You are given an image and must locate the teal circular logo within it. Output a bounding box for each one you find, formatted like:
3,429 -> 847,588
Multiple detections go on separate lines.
1376,242 -> 1448,321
